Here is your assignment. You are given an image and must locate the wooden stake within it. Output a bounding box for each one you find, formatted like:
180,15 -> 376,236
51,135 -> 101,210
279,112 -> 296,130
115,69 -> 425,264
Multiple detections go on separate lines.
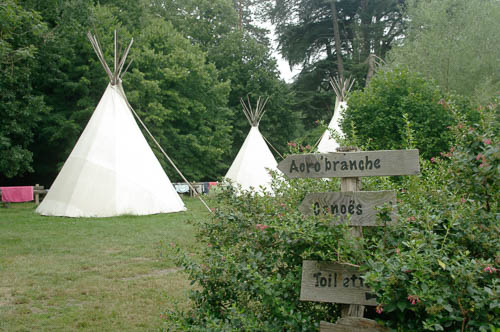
35,184 -> 39,205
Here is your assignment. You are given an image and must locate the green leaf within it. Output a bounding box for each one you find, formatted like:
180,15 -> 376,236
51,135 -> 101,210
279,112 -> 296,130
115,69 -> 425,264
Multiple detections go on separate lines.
397,300 -> 408,312
484,287 -> 493,296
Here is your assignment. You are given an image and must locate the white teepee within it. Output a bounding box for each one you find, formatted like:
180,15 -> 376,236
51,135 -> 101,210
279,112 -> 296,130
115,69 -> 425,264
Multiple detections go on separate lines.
37,32 -> 186,217
317,76 -> 354,153
225,97 -> 280,194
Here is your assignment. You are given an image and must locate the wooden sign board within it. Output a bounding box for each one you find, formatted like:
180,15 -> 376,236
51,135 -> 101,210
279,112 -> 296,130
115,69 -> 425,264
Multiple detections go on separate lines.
299,191 -> 396,226
278,149 -> 419,178
300,260 -> 377,306
320,318 -> 389,332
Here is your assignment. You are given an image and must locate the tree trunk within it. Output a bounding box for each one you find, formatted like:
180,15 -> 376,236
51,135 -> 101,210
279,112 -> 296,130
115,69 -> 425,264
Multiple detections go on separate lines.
359,0 -> 372,62
236,0 -> 243,31
330,0 -> 344,80
366,54 -> 376,85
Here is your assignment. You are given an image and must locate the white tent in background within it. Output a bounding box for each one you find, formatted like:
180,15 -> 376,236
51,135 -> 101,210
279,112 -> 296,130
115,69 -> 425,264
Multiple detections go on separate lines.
316,76 -> 355,153
37,32 -> 186,217
225,97 -> 280,194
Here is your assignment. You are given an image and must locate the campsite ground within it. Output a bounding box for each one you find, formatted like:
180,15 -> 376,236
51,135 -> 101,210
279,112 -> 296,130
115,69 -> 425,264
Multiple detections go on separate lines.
0,197 -> 207,331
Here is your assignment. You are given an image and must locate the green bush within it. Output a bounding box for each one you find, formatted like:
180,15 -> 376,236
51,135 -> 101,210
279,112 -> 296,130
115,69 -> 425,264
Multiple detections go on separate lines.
165,175 -> 348,331
165,101 -> 498,331
343,68 -> 457,159
364,100 -> 499,331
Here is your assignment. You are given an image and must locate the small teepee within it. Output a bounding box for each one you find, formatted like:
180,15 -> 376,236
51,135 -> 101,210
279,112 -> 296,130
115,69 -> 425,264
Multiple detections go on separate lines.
225,97 -> 280,194
316,76 -> 354,153
36,31 -> 186,217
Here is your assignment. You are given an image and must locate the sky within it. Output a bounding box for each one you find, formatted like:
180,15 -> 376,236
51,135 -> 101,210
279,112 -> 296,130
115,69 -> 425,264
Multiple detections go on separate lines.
262,21 -> 301,83
275,52 -> 300,83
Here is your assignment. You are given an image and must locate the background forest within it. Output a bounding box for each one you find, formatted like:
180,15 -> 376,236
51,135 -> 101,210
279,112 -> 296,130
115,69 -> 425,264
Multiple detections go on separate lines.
1,0 -> 499,186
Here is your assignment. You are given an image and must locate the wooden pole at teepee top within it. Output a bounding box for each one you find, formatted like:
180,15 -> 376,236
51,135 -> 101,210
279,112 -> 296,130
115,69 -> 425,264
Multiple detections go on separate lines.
87,32 -> 113,82
240,96 -> 269,127
330,76 -> 355,102
115,38 -> 133,81
114,30 -> 117,75
87,31 -> 133,86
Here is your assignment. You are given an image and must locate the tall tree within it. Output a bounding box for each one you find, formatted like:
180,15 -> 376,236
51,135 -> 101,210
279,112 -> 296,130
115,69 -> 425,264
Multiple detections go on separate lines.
153,0 -> 302,163
0,1 -> 48,180
126,18 -> 233,181
22,1 -> 116,184
270,0 -> 404,81
388,0 -> 500,102
208,30 -> 300,158
150,0 -> 238,48
231,0 -> 270,44
268,0 -> 405,136
329,0 -> 344,79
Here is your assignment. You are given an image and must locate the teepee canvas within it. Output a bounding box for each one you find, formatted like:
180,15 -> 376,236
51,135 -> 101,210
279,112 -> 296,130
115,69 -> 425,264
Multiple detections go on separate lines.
37,32 -> 185,217
225,97 -> 279,194
317,76 -> 354,153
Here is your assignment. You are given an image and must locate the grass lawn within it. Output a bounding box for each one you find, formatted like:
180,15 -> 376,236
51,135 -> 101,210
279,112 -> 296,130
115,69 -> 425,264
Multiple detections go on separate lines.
0,197 -> 208,331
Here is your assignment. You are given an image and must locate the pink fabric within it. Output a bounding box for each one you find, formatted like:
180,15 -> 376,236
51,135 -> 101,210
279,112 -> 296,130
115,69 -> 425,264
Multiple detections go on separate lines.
1,186 -> 34,202
209,182 -> 218,188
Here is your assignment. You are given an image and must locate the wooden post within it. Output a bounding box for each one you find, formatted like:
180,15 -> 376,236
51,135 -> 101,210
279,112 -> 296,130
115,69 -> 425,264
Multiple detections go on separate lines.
35,184 -> 40,205
339,147 -> 364,318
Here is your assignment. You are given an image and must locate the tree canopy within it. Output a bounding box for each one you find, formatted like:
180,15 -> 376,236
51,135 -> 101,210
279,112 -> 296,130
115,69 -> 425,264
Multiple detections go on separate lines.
0,1 -> 47,178
1,0 -> 298,185
1,0 -> 497,186
388,0 -> 500,103
266,0 -> 406,137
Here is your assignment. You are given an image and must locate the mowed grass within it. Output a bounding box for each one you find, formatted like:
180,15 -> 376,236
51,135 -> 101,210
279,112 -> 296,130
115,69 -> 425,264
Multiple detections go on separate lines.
0,197 -> 208,331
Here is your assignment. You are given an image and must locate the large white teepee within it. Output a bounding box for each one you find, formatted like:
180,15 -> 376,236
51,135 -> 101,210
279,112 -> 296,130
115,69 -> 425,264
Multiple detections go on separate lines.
317,76 -> 354,153
37,32 -> 185,217
225,97 -> 280,194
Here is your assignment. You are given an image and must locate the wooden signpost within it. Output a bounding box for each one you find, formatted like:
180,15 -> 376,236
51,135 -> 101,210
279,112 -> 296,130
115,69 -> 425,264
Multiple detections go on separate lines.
278,148 -> 420,331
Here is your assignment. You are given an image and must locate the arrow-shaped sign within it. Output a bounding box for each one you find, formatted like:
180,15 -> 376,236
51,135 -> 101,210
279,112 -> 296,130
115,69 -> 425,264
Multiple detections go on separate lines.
278,149 -> 419,178
299,191 -> 396,226
300,260 -> 377,306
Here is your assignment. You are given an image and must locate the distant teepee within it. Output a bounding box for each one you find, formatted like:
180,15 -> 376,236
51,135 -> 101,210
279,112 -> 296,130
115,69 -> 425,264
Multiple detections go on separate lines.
316,76 -> 354,153
37,31 -> 186,217
225,96 -> 280,194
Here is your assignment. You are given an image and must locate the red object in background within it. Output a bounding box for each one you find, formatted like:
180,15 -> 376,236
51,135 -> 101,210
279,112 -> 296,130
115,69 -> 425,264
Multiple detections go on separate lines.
1,186 -> 34,202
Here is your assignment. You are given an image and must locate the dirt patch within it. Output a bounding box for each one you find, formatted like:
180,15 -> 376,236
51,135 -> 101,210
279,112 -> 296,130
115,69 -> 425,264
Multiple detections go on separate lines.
129,257 -> 154,262
103,248 -> 122,254
120,268 -> 182,281
0,287 -> 13,307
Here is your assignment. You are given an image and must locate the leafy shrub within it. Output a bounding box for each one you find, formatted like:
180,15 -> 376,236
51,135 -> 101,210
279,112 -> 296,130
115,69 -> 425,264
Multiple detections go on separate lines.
164,101 -> 498,331
343,68 -> 457,159
165,175 -> 348,331
364,100 -> 499,331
